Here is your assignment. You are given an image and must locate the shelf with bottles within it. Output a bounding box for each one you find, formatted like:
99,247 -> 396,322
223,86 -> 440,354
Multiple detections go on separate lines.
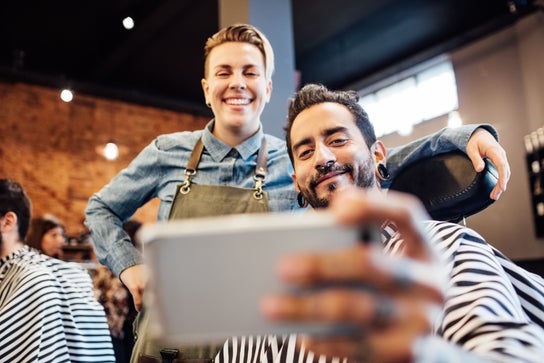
524,128 -> 544,238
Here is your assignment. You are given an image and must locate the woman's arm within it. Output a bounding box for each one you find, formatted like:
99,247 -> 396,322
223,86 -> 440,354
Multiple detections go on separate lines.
385,124 -> 509,200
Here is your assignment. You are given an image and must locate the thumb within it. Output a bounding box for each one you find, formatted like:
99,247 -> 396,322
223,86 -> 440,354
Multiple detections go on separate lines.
467,149 -> 485,172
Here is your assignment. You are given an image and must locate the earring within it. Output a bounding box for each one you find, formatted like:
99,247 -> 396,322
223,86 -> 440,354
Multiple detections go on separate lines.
297,192 -> 308,208
377,164 -> 390,181
206,102 -> 211,108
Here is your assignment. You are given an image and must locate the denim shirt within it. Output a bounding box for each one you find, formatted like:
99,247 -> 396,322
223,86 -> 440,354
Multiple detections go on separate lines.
85,120 -> 495,276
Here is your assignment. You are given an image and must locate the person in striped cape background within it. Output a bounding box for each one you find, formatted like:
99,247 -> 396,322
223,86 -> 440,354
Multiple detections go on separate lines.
0,179 -> 115,363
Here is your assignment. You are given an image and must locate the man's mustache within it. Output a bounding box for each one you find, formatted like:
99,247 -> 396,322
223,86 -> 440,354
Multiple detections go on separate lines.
309,163 -> 353,189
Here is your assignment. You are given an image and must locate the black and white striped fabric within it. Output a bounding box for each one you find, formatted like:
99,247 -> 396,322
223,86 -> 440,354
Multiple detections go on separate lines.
215,221 -> 544,363
422,221 -> 544,362
215,334 -> 346,363
0,246 -> 115,362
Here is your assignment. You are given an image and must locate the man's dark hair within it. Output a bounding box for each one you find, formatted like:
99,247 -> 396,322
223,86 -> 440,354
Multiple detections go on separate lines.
284,83 -> 377,164
0,179 -> 32,240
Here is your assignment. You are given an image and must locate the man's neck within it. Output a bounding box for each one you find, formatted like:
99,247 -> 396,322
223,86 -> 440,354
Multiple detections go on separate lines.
0,240 -> 25,259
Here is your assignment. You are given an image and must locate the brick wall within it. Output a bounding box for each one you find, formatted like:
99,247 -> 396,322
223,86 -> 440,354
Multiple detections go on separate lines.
0,80 -> 208,237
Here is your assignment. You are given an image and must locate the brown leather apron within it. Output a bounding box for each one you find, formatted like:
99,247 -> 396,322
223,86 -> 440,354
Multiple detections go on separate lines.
133,137 -> 270,363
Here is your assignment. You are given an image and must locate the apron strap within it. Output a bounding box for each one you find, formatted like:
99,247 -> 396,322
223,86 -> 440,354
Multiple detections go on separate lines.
179,139 -> 204,194
180,136 -> 268,198
255,137 -> 267,179
253,137 -> 268,200
187,138 -> 205,172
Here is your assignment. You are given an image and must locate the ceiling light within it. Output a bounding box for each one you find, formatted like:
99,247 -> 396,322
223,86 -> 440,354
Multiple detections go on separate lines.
103,142 -> 119,160
122,17 -> 135,30
60,89 -> 73,102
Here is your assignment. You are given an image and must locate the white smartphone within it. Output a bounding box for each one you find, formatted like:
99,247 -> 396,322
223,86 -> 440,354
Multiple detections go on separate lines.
138,211 -> 362,345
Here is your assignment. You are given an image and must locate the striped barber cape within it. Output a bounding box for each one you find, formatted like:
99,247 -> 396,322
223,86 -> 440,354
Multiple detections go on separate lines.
214,221 -> 544,363
0,246 -> 115,362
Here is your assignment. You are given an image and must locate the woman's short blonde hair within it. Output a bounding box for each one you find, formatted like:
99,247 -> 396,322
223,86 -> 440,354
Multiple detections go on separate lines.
203,23 -> 274,80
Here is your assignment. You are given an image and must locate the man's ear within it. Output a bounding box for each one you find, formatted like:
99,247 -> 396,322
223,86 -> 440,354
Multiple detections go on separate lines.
0,211 -> 18,234
371,140 -> 387,165
291,173 -> 301,193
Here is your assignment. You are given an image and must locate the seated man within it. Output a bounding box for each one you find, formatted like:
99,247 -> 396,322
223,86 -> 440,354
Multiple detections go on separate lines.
0,179 -> 115,362
256,84 -> 544,362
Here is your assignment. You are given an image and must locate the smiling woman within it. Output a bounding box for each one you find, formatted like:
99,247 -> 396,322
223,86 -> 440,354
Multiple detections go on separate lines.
84,24 -> 300,363
201,41 -> 272,146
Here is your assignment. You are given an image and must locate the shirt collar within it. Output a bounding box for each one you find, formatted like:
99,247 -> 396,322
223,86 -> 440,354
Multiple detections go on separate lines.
0,245 -> 31,267
201,120 -> 265,161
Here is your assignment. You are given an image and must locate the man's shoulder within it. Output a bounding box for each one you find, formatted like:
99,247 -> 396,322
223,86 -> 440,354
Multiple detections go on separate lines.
383,221 -> 487,261
1,250 -> 58,287
422,220 -> 485,245
4,249 -> 87,283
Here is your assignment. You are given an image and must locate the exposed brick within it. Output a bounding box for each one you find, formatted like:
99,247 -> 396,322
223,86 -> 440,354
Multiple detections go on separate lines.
0,81 -> 208,237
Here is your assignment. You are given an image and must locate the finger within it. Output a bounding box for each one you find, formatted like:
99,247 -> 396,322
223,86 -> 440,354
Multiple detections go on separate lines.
490,185 -> 502,201
261,289 -> 394,326
299,335 -> 373,363
467,147 -> 486,173
131,288 -> 143,312
366,328 -> 426,363
465,127 -> 493,173
302,333 -> 418,363
295,300 -> 436,363
485,147 -> 510,200
274,245 -> 376,285
371,251 -> 447,302
273,245 -> 444,301
262,280 -> 443,326
330,188 -> 435,261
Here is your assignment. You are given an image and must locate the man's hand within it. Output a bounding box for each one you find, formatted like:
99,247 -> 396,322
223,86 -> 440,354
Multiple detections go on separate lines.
466,128 -> 510,200
119,264 -> 147,311
261,188 -> 446,363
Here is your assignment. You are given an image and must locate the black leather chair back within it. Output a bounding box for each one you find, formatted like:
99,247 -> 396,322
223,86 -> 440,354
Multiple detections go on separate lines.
389,151 -> 498,222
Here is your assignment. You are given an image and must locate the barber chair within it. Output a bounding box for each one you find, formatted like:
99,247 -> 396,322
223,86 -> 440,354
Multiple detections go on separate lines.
389,150 -> 498,223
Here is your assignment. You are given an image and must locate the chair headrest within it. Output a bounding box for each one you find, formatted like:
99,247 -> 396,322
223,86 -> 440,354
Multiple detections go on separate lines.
389,150 -> 498,222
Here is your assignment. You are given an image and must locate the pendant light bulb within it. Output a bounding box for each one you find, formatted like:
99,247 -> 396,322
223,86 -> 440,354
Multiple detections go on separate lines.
103,142 -> 119,160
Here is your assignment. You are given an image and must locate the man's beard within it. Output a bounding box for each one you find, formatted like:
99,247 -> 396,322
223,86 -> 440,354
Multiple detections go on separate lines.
301,159 -> 376,209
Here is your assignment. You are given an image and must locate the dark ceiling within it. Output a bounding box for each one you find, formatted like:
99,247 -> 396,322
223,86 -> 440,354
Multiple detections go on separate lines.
0,0 -> 539,116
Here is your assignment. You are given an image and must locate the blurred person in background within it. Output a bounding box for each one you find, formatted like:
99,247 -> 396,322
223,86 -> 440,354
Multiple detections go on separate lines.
0,179 -> 115,362
26,214 -> 66,259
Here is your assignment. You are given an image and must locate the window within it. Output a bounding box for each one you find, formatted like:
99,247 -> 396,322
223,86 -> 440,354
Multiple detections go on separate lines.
359,59 -> 458,137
